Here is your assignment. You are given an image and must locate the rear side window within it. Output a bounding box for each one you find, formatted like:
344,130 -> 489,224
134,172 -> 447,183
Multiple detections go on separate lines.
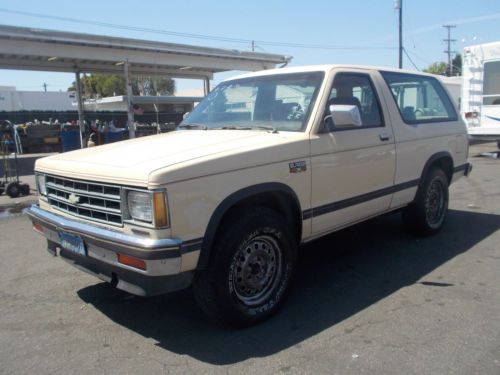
483,61 -> 500,105
381,71 -> 458,124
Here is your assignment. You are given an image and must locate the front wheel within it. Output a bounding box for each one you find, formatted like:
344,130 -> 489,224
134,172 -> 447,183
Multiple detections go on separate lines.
402,167 -> 449,236
193,207 -> 297,327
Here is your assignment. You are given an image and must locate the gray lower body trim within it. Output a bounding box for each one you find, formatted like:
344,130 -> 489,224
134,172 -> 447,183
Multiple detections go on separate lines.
303,178 -> 419,220
28,205 -> 181,260
58,244 -> 193,296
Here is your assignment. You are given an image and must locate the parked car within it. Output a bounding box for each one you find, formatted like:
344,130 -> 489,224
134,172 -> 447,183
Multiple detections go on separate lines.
28,65 -> 471,326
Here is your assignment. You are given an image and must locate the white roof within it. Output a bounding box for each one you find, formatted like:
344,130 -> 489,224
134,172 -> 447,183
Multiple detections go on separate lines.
0,25 -> 291,79
224,64 -> 433,82
90,95 -> 204,105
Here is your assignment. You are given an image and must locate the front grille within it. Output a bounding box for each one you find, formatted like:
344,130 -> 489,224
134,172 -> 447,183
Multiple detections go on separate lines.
46,175 -> 122,226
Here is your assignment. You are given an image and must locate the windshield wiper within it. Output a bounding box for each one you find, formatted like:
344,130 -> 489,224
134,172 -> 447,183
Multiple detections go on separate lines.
253,125 -> 278,133
211,126 -> 252,130
211,125 -> 278,133
178,123 -> 208,130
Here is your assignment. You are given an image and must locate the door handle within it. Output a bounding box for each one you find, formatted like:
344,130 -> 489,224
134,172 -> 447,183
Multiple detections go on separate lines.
379,133 -> 392,142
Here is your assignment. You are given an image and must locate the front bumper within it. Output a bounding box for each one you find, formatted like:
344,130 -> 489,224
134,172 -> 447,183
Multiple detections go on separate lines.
27,205 -> 193,296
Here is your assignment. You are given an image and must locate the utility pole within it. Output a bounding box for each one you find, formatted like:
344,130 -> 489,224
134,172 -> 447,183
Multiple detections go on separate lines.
251,40 -> 255,52
443,24 -> 456,76
394,0 -> 403,69
42,82 -> 48,92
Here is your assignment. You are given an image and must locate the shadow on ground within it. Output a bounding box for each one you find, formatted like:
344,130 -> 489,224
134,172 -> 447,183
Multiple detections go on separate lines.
78,209 -> 500,365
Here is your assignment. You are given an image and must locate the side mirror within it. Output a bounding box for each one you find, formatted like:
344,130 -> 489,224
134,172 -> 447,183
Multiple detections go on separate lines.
324,104 -> 362,128
183,111 -> 190,120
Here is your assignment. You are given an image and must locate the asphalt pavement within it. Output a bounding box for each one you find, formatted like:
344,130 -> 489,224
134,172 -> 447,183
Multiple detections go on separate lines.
0,153 -> 50,209
0,143 -> 499,374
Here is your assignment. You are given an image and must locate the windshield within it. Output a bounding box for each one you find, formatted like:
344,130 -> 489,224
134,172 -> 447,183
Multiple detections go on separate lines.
181,72 -> 324,132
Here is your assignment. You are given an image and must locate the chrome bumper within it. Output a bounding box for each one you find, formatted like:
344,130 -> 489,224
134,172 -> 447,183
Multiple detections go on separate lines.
27,205 -> 193,296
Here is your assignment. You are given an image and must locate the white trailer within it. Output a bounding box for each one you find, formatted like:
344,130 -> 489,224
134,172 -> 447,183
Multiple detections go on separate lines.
439,76 -> 462,108
462,41 -> 500,147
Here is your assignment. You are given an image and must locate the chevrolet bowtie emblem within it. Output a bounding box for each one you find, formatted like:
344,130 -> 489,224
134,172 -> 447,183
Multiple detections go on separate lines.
68,193 -> 80,205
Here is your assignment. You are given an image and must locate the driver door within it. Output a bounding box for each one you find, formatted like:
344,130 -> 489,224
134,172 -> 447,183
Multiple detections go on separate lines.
310,71 -> 396,235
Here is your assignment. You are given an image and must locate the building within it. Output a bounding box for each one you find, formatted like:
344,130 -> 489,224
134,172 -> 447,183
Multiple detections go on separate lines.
0,86 -> 76,111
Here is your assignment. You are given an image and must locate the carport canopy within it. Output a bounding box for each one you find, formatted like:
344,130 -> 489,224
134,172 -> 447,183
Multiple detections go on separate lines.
0,24 -> 290,79
0,24 -> 291,143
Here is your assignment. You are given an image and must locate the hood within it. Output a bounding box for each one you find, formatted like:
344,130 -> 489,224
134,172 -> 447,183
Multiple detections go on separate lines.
36,130 -> 307,186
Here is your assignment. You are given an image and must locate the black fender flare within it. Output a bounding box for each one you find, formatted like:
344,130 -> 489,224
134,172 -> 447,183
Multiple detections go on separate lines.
197,182 -> 302,270
415,151 -> 454,198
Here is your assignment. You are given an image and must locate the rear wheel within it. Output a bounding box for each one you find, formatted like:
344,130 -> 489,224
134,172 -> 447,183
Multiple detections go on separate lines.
402,167 -> 449,236
193,207 -> 297,327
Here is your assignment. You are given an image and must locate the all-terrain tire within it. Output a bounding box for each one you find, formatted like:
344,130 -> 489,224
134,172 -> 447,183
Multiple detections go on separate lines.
402,167 -> 449,236
193,207 -> 297,327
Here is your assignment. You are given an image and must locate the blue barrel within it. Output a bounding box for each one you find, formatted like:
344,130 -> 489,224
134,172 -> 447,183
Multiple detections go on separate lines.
61,130 -> 81,152
104,130 -> 125,144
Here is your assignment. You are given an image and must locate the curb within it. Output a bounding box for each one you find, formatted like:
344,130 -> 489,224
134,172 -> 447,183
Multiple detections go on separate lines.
0,198 -> 38,211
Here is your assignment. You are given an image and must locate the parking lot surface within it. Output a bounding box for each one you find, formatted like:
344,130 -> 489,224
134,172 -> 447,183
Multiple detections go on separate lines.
0,143 -> 499,374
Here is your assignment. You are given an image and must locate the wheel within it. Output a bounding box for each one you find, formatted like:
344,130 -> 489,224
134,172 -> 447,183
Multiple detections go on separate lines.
402,167 -> 449,236
193,207 -> 297,327
6,182 -> 20,198
20,183 -> 30,196
0,182 -> 4,196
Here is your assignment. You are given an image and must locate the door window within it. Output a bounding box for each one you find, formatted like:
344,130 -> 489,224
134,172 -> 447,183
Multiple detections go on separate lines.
325,73 -> 384,131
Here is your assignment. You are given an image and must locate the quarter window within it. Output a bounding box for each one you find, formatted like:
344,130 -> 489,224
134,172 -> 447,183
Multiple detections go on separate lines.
381,72 -> 458,124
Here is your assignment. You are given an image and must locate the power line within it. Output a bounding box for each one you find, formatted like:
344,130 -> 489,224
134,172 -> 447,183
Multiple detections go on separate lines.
0,8 -> 397,51
402,48 -> 420,70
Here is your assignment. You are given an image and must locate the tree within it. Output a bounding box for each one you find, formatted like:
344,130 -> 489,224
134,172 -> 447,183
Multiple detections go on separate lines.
423,53 -> 462,77
451,53 -> 462,76
133,76 -> 175,96
423,62 -> 448,76
67,74 -> 175,97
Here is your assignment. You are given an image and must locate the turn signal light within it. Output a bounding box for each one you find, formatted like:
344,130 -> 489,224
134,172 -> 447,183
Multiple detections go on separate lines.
33,222 -> 44,234
117,254 -> 147,271
153,191 -> 169,228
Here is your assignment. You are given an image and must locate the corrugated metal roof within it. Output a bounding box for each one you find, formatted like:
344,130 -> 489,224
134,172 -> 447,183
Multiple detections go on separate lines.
0,25 -> 291,79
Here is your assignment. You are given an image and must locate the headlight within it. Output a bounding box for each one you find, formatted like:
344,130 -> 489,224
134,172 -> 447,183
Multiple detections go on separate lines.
36,174 -> 47,196
126,190 -> 169,227
127,191 -> 153,222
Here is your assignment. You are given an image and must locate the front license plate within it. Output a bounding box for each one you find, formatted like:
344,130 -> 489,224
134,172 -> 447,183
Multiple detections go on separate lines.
58,231 -> 86,256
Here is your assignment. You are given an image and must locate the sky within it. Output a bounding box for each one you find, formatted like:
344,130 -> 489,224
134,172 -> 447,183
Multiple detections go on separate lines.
0,0 -> 499,95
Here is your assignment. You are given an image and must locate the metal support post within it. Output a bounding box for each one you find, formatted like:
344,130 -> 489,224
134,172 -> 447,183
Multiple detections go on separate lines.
204,77 -> 211,96
124,60 -> 135,138
395,0 -> 403,69
75,71 -> 85,148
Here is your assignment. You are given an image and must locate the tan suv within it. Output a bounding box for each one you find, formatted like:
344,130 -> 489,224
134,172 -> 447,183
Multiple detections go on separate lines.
28,65 -> 471,326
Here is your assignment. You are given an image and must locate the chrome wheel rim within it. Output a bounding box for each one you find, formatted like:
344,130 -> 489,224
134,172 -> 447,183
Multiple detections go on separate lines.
425,178 -> 446,225
231,235 -> 282,306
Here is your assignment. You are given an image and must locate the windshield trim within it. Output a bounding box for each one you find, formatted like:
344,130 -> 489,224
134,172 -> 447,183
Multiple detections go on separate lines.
181,71 -> 325,133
